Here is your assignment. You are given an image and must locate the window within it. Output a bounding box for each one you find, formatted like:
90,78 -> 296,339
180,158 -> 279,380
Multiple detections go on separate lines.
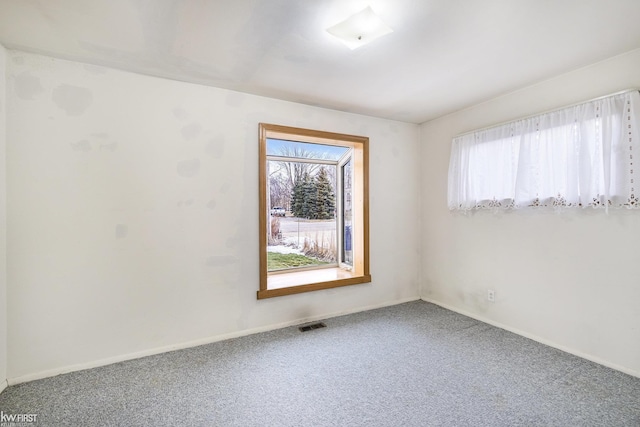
258,123 -> 371,299
448,90 -> 640,210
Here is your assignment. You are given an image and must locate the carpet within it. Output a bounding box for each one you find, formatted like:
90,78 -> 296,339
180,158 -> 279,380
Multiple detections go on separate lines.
0,301 -> 638,426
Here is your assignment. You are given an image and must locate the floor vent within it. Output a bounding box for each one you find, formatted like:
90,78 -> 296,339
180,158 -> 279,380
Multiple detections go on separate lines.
299,322 -> 326,332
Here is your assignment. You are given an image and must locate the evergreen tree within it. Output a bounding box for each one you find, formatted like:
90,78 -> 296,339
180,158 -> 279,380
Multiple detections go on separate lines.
301,173 -> 317,219
290,172 -> 307,218
314,167 -> 335,219
290,168 -> 336,219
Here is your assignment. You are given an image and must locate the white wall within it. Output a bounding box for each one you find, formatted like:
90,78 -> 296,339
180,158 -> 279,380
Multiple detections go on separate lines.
0,43 -> 7,393
421,48 -> 640,377
5,51 -> 421,382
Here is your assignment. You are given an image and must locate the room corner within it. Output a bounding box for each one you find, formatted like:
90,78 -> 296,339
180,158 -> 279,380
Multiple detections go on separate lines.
0,41 -> 8,394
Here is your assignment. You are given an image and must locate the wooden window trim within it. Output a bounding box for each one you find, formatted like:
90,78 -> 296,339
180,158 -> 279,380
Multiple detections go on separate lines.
258,123 -> 371,299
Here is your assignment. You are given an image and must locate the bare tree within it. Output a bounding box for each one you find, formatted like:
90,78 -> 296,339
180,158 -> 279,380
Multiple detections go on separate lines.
278,146 -> 336,189
269,171 -> 290,210
268,146 -> 338,214
277,146 -> 327,189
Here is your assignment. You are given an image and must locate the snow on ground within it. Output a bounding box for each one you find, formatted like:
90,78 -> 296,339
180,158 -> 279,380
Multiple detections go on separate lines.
267,244 -> 303,254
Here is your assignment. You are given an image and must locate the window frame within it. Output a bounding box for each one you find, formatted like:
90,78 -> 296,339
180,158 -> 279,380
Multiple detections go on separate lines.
337,150 -> 353,268
258,123 -> 371,299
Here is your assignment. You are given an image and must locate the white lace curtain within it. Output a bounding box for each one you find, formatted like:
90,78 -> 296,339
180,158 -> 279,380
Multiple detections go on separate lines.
448,90 -> 640,210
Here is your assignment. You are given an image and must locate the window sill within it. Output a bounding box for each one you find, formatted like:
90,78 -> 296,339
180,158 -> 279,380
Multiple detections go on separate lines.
257,268 -> 372,299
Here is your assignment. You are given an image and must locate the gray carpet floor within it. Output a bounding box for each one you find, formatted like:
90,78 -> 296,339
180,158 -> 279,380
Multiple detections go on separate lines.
0,301 -> 639,426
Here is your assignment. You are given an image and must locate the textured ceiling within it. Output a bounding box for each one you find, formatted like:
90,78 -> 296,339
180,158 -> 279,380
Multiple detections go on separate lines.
1,0 -> 640,123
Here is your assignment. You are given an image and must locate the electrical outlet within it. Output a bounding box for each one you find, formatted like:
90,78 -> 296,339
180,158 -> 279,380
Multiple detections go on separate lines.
487,289 -> 495,302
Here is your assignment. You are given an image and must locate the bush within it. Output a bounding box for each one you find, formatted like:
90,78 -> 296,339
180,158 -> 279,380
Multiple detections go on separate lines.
301,231 -> 336,262
269,217 -> 281,244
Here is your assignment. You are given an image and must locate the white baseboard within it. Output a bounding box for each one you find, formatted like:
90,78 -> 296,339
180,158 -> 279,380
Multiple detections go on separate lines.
421,297 -> 640,379
0,379 -> 7,394
8,296 -> 421,386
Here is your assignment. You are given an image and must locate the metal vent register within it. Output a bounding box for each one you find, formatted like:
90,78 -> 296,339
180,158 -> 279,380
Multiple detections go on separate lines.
298,322 -> 326,332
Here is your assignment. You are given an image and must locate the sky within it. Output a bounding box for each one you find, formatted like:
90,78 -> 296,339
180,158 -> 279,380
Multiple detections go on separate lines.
267,138 -> 350,161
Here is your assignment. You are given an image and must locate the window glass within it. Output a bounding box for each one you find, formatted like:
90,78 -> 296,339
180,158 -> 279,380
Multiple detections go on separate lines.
267,138 -> 349,160
267,155 -> 338,272
341,158 -> 353,266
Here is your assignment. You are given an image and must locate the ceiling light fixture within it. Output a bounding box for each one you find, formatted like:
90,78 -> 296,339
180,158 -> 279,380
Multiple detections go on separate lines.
326,6 -> 393,50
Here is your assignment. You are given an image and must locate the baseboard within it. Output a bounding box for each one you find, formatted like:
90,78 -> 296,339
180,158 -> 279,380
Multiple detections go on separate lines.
8,296 -> 421,385
0,379 -> 7,395
422,297 -> 640,379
